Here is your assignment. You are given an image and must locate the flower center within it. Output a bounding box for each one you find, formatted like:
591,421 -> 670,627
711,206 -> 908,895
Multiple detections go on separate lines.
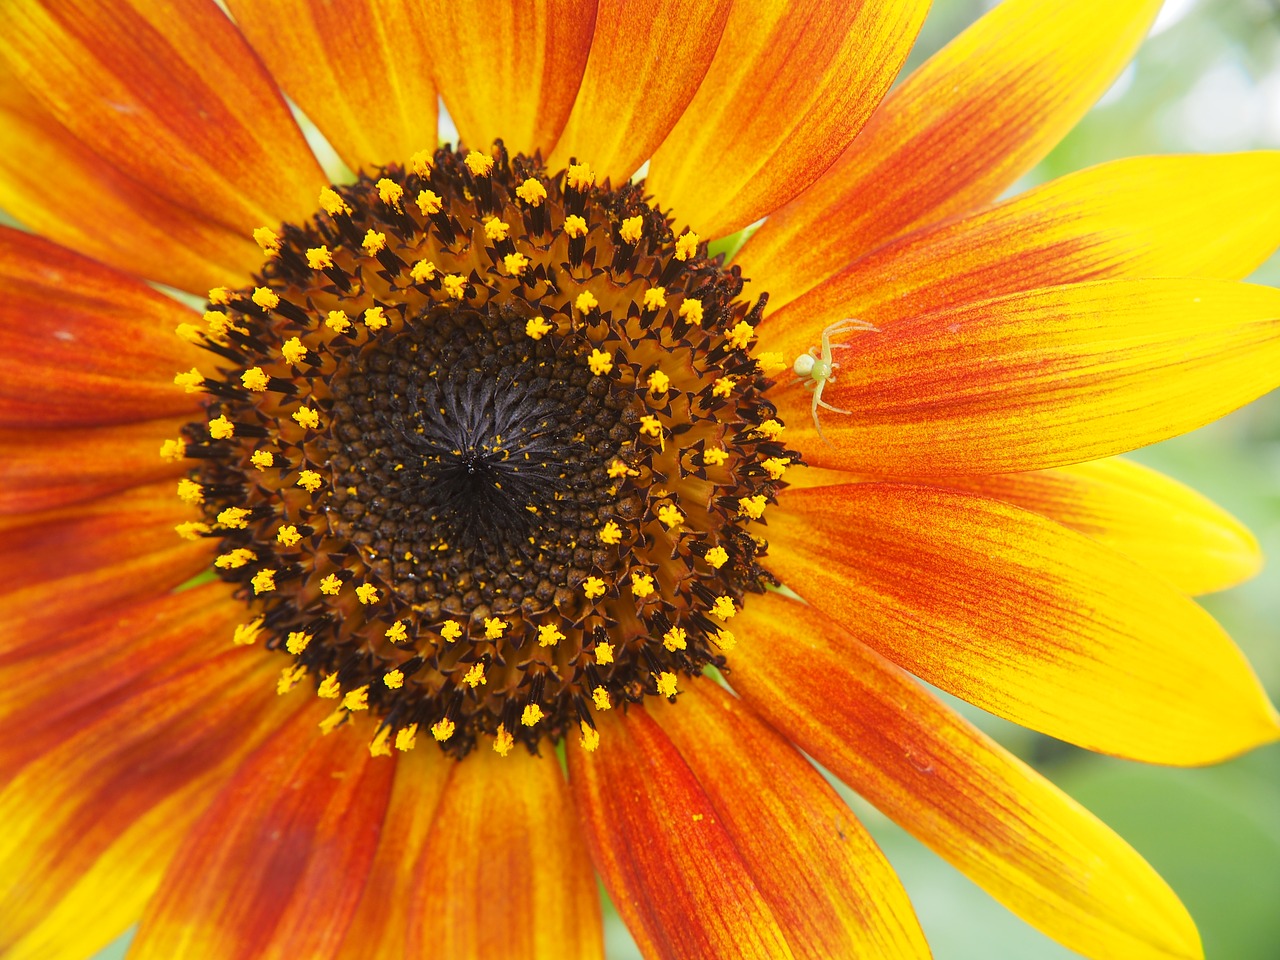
170,143 -> 799,758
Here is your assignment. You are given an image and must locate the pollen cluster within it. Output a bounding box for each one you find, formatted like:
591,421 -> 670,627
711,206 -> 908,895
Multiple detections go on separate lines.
169,143 -> 798,758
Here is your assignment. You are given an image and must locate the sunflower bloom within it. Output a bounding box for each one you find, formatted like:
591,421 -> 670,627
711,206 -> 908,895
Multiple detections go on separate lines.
1,1 -> 1279,958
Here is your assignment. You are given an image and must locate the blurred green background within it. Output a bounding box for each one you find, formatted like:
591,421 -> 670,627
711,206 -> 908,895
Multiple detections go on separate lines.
83,0 -> 1278,957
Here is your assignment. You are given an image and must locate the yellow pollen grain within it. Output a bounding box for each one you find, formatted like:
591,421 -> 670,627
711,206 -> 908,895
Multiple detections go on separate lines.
356,583 -> 380,605
239,367 -> 268,392
281,337 -> 307,365
410,259 -> 437,284
521,704 -> 544,727
432,718 -> 456,742
253,226 -> 281,255
711,596 -> 737,620
646,370 -> 671,397
209,415 -> 234,440
463,663 -> 486,687
525,316 -> 553,340
607,458 -> 629,479
286,631 -> 312,655
217,506 -> 250,529
631,573 -> 655,598
675,230 -> 700,261
715,628 -> 736,651
214,547 -> 256,569
678,298 -> 704,326
362,230 -> 387,255
516,177 -> 547,205
643,286 -> 667,312
587,348 -> 613,376
465,150 -> 494,177
382,668 -> 405,690
297,470 -> 323,493
176,478 -> 204,504
757,419 -> 784,440
582,576 -> 606,600
704,546 -> 729,569
208,286 -> 231,305
377,178 -> 404,207
756,351 -> 789,377
656,672 -> 678,698
319,573 -> 343,595
342,685 -> 370,711
293,407 -> 321,430
727,320 -> 756,350
575,290 -> 598,314
252,286 -> 280,310
579,721 -> 601,752
250,449 -> 274,471
702,447 -> 728,467
385,620 -> 409,644
538,623 -> 564,647
620,215 -> 644,244
409,149 -> 434,176
592,686 -> 612,711
762,457 -> 790,480
657,503 -> 683,529
251,569 -> 277,594
277,664 -> 307,695
484,217 -> 511,242
159,438 -> 185,462
595,642 -> 614,665
232,618 -> 263,646
175,322 -> 203,344
175,520 -> 210,540
325,310 -> 352,333
416,189 -> 443,215
319,186 -> 351,215
712,376 -> 736,398
484,617 -> 509,640
364,306 -> 388,331
442,274 -> 468,299
566,162 -> 594,190
440,619 -> 463,642
306,246 -> 333,270
276,524 -> 301,547
738,495 -> 768,519
493,725 -> 515,756
504,252 -> 530,276
396,723 -> 419,751
663,626 -> 687,652
563,214 -> 588,238
599,521 -> 622,545
174,368 -> 205,393
318,674 -> 342,699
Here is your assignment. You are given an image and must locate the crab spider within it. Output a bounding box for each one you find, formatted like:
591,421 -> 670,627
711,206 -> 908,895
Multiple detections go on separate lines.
791,318 -> 877,441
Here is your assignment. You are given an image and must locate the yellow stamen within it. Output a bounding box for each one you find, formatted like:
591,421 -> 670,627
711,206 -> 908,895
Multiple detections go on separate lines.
342,685 -> 370,711
377,178 -> 404,207
208,416 -> 234,440
440,620 -> 463,642
396,723 -> 419,751
306,246 -> 333,270
595,642 -> 614,665
384,669 -> 405,689
579,721 -> 601,752
643,286 -> 667,312
483,217 -> 510,242
293,407 -> 321,430
297,470 -> 323,493
241,367 -> 269,392
504,252 -> 530,276
325,310 -> 352,333
620,215 -> 644,244
678,298 -> 704,326
214,547 -> 256,569
364,306 -> 388,331
175,521 -> 210,540
657,503 -> 683,528
646,370 -> 670,397
232,618 -> 263,646
277,524 -> 301,546
538,623 -> 564,647
484,617 -> 509,640
253,226 -> 282,255
737,495 -> 768,519
318,674 -> 342,699
761,457 -> 790,480
607,458 -> 629,479
319,186 -> 351,215
757,419 -> 784,440
432,718 -> 456,742
599,521 -> 622,545
286,631 -> 312,654
277,664 -> 306,694
252,286 -> 279,310
674,230 -> 700,261
175,322 -> 203,343
656,671 -> 678,698
250,449 -> 274,471
715,628 -> 736,651
712,376 -> 735,398
662,626 -> 687,652
521,704 -> 544,727
566,162 -> 594,190
281,337 -> 307,365
176,478 -> 204,504
318,708 -> 347,734
726,320 -> 756,350
582,576 -> 606,600
369,726 -> 393,757
319,573 -> 343,595
251,569 -> 277,594
465,150 -> 494,176
587,348 -> 613,376
575,290 -> 598,313
525,317 -> 553,340
493,725 -> 515,756
362,230 -> 387,255
442,274 -> 468,299
173,368 -> 205,393
756,352 -> 789,377
356,583 -> 380,604
410,259 -> 437,283
208,286 -> 231,305
563,214 -> 588,238
631,573 -> 655,598
702,447 -> 728,466
704,546 -> 729,569
516,177 -> 547,205
409,149 -> 434,176
217,506 -> 250,529
159,438 -> 185,462
711,595 -> 736,620
592,686 -> 612,711
385,620 -> 409,644
463,663 -> 486,687
416,189 -> 443,215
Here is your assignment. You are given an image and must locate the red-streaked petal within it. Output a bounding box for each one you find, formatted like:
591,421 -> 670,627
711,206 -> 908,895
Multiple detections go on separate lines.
0,60 -> 260,294
776,278 -> 1280,477
768,151 -> 1280,349
130,711 -> 396,960
738,0 -> 1161,310
548,0 -> 733,185
418,0 -> 596,159
225,0 -> 437,174
0,228 -> 204,428
732,591 -> 1204,960
0,0 -> 326,234
917,459 -> 1262,596
409,747 -> 602,960
767,482 -> 1280,765
646,0 -> 929,239
567,707 -> 793,960
0,643 -> 293,959
0,418 -> 189,514
335,754 -> 450,960
649,681 -> 930,959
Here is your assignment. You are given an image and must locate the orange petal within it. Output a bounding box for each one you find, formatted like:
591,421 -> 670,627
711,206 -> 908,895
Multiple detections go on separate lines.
731,591 -> 1205,960
768,151 -> 1280,350
548,0 -> 733,185
0,0 -> 326,234
776,278 -> 1280,477
648,681 -> 930,959
0,228 -> 204,427
0,640 -> 293,959
131,710 -> 397,960
567,706 -> 793,960
418,0 -> 596,158
0,60 -> 260,294
738,0 -> 1161,311
0,418 -> 189,514
916,458 -> 1262,596
335,754 -> 449,960
225,0 -> 437,174
766,482 -> 1280,765
646,0 -> 929,239
409,746 -> 602,960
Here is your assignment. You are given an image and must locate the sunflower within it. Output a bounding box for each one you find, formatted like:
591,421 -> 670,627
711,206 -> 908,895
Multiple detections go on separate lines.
2,0 -> 1279,958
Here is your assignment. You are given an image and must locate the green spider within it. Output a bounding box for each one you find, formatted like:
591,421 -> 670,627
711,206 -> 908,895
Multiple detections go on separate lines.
791,317 -> 878,441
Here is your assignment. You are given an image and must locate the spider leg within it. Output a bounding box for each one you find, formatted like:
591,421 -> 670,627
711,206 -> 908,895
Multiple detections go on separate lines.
811,385 -> 828,444
816,397 -> 852,414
